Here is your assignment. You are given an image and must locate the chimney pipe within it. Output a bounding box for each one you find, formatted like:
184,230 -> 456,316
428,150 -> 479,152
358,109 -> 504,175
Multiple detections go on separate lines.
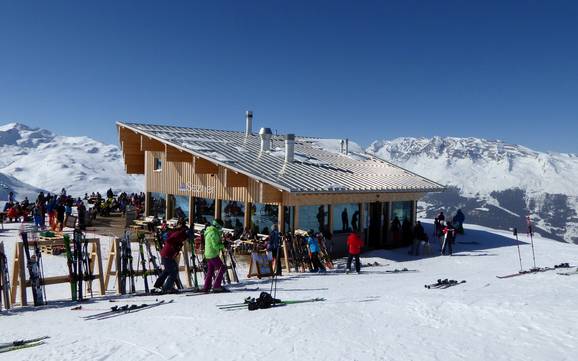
245,111 -> 253,136
285,134 -> 295,163
259,127 -> 272,153
340,139 -> 345,153
345,138 -> 349,155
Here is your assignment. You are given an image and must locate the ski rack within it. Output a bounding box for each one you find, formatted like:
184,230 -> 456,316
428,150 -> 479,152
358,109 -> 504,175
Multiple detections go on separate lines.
103,231 -> 199,293
10,236 -> 106,306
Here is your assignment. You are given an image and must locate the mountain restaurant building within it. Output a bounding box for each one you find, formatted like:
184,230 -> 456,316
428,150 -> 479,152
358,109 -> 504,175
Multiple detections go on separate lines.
117,114 -> 444,252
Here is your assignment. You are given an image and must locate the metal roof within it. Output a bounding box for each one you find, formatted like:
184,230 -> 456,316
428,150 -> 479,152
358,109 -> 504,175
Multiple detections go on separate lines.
118,122 -> 445,194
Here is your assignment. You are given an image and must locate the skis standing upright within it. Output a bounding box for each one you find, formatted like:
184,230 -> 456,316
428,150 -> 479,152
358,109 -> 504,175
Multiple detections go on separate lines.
31,232 -> 48,304
137,232 -> 150,294
20,231 -> 45,306
125,231 -> 136,293
527,216 -> 537,270
73,229 -> 84,301
0,242 -> 11,310
62,234 -> 77,301
513,228 -> 523,272
187,236 -> 199,289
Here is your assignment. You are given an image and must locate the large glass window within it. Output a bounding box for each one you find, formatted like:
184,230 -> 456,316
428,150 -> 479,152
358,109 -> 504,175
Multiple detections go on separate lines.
221,200 -> 245,233
284,206 -> 294,234
170,195 -> 189,221
251,203 -> 278,235
332,203 -> 361,233
298,205 -> 328,233
193,197 -> 215,225
391,201 -> 413,223
150,192 -> 166,219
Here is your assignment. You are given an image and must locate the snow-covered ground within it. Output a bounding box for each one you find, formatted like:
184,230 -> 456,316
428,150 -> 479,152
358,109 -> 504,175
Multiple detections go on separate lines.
1,221 -> 577,361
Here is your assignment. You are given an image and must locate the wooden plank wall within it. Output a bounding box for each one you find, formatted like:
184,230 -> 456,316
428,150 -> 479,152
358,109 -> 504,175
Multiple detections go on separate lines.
145,150 -> 283,205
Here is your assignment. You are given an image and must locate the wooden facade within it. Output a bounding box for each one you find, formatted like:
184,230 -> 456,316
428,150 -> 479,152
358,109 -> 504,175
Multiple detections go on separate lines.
119,125 -> 428,250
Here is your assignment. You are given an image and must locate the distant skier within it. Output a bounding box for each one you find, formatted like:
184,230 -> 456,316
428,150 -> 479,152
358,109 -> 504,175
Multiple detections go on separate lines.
441,222 -> 455,256
410,221 -> 427,256
8,191 -> 15,203
55,200 -> 66,231
307,230 -> 326,273
203,219 -> 227,293
452,209 -> 465,234
346,232 -> 364,274
434,211 -> 445,237
154,221 -> 189,292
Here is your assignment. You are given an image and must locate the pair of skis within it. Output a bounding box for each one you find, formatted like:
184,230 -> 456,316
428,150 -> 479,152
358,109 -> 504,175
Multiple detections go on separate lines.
83,300 -> 172,321
424,279 -> 466,289
0,243 -> 11,310
217,297 -> 325,311
20,231 -> 46,306
0,336 -> 49,354
496,263 -> 572,279
384,268 -> 418,273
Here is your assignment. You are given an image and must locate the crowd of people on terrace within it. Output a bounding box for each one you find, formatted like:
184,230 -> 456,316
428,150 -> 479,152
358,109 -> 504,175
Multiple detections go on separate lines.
2,189 -> 146,231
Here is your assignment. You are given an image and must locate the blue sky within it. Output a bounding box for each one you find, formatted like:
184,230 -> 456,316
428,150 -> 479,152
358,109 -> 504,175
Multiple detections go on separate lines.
0,1 -> 577,153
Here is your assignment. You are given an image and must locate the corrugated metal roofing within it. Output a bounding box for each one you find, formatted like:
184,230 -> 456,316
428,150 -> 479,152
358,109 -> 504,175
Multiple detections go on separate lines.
118,122 -> 445,194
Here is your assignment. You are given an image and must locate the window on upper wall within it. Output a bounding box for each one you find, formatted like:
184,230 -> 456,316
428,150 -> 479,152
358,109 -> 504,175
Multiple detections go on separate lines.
153,157 -> 162,171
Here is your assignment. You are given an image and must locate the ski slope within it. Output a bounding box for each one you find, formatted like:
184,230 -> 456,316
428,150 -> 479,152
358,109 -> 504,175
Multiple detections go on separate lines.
0,220 -> 577,361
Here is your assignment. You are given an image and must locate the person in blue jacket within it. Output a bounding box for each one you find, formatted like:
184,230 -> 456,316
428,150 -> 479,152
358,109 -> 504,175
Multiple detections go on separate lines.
307,230 -> 326,273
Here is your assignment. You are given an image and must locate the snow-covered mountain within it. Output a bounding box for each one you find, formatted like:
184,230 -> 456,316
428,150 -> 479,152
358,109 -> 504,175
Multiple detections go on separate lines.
0,171 -> 45,203
0,123 -> 143,198
367,137 -> 578,244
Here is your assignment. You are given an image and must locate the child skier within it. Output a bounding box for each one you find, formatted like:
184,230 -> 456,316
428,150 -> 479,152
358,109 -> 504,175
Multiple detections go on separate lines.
307,230 -> 326,273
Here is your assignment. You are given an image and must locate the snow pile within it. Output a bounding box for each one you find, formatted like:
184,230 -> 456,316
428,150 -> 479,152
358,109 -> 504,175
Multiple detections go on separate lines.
0,221 -> 577,361
0,123 -> 143,197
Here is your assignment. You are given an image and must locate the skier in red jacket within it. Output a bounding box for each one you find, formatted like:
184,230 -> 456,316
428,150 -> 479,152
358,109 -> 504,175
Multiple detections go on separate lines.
154,222 -> 189,292
346,232 -> 364,274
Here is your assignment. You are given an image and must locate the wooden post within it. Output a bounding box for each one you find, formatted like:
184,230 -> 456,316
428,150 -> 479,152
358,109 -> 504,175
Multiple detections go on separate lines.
327,204 -> 333,233
104,239 -> 117,292
244,201 -> 252,231
145,192 -> 151,216
215,199 -> 222,221
94,239 -> 106,295
10,245 -> 19,305
294,206 -> 300,231
166,193 -> 172,220
189,196 -> 195,226
181,243 -> 193,288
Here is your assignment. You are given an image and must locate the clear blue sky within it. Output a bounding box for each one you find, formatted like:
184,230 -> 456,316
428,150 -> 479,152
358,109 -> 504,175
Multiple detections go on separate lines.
0,0 -> 577,153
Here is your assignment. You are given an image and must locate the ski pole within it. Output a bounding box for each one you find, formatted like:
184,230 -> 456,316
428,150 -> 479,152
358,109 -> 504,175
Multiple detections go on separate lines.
527,218 -> 537,269
513,228 -> 523,272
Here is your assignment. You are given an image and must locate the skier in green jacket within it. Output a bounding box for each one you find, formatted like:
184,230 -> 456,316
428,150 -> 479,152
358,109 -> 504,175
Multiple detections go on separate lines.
203,219 -> 227,292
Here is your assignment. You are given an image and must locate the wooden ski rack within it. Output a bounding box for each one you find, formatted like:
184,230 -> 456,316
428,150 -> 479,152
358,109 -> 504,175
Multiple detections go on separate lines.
104,233 -> 197,293
10,238 -> 105,306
